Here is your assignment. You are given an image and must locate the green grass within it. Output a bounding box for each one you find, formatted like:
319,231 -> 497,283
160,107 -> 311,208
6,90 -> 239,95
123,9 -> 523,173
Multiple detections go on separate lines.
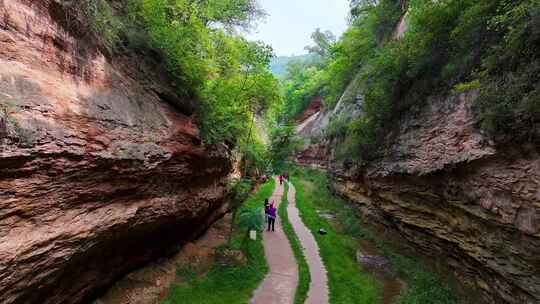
289,166 -> 462,304
289,173 -> 380,304
278,182 -> 310,304
162,179 -> 275,304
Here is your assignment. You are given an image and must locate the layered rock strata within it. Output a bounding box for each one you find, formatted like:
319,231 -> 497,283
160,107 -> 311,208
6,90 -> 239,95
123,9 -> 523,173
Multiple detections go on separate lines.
329,93 -> 540,304
0,1 -> 232,303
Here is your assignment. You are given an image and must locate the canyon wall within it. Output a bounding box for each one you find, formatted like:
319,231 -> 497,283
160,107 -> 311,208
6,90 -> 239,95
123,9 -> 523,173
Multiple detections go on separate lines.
0,1 -> 233,303
294,3 -> 539,301
322,92 -> 539,303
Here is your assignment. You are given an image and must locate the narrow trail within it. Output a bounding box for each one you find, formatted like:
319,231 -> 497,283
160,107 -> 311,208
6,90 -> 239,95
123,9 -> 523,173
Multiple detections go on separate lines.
287,182 -> 329,304
251,178 -> 329,304
251,178 -> 299,304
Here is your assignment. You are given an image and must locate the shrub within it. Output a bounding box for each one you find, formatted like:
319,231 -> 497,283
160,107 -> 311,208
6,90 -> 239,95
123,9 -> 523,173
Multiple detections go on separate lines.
473,0 -> 540,142
55,0 -> 123,52
452,80 -> 481,94
237,207 -> 264,233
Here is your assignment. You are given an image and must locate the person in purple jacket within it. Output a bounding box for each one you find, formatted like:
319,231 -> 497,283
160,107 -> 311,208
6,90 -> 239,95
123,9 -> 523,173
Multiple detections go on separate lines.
266,202 -> 277,232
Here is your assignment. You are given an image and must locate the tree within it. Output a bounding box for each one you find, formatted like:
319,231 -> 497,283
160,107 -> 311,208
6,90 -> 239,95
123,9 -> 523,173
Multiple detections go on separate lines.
304,28 -> 336,58
269,124 -> 304,168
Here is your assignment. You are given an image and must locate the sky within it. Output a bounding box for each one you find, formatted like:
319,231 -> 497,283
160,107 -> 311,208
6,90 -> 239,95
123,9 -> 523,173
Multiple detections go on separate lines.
246,0 -> 351,56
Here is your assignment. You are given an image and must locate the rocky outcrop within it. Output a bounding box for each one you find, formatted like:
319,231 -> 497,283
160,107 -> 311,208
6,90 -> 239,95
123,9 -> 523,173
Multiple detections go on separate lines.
329,92 -> 540,304
0,1 -> 232,303
295,73 -> 364,166
296,96 -> 323,124
97,214 -> 233,304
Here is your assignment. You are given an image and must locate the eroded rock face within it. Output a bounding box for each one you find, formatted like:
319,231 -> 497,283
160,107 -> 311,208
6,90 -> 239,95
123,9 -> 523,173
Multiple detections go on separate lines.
0,1 -> 232,303
330,93 -> 540,304
98,214 -> 233,304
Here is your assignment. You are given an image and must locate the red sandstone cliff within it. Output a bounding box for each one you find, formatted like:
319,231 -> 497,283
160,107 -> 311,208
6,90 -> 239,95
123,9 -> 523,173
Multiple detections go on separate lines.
0,1 -> 232,303
293,4 -> 539,299
310,92 -> 540,303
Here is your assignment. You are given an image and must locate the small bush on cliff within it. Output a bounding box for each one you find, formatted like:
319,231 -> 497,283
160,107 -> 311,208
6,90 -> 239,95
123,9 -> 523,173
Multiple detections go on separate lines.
473,0 -> 540,142
55,0 -> 123,52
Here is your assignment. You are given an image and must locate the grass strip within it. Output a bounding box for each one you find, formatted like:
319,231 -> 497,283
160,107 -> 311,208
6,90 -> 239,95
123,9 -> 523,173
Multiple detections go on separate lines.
162,179 -> 275,304
278,182 -> 310,304
289,166 -> 462,304
289,173 -> 380,304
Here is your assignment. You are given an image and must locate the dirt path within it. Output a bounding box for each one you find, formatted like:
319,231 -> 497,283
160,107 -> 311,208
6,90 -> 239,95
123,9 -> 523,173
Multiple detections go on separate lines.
251,178 -> 299,304
287,182 -> 329,304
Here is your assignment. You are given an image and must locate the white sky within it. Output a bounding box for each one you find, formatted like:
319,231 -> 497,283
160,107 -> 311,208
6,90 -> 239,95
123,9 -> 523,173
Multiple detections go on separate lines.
246,0 -> 351,56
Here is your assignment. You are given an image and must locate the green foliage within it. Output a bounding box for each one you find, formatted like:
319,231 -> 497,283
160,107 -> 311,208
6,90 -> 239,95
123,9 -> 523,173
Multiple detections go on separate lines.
323,114 -> 349,139
326,0 -> 540,162
237,207 -> 264,232
473,0 -> 540,141
278,0 -> 538,163
280,60 -> 325,122
163,179 -> 275,304
278,183 -> 310,304
269,124 -> 304,169
121,0 -> 281,146
176,265 -> 197,282
229,177 -> 253,207
57,0 -> 123,51
275,0 -> 402,125
270,54 -> 315,76
275,28 -> 338,123
304,28 -> 336,58
239,136 -> 271,176
452,80 -> 481,94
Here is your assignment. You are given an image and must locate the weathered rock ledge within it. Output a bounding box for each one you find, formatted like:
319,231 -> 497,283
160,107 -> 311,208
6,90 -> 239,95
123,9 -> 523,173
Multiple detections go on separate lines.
0,1 -> 232,303
328,93 -> 540,304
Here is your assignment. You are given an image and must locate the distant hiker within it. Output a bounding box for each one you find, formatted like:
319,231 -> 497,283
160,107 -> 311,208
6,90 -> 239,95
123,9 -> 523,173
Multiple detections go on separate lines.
266,202 -> 276,232
279,175 -> 283,185
264,198 -> 270,223
283,171 -> 289,180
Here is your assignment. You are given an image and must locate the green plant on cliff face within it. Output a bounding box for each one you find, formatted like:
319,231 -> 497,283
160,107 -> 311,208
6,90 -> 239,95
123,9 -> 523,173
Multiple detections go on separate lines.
452,80 -> 481,94
56,0 -> 123,51
473,0 -> 540,141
